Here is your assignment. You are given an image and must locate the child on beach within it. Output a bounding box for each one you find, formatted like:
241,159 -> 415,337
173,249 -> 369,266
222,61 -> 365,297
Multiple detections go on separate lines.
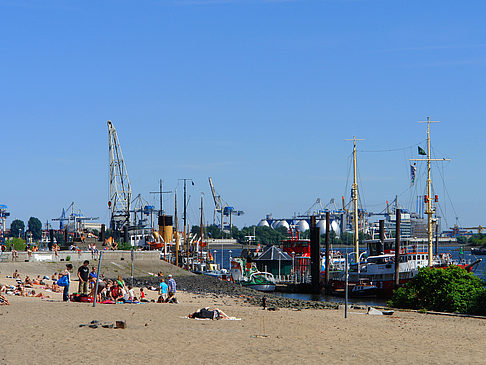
140,288 -> 150,302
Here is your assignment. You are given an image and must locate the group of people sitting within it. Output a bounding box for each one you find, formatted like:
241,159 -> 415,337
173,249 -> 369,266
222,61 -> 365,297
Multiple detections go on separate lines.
91,275 -> 142,304
2,266 -> 182,306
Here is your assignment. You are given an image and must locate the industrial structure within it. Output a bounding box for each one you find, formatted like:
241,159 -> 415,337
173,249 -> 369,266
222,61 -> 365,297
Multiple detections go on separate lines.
209,177 -> 244,233
0,204 -> 10,240
108,120 -> 132,231
52,202 -> 99,232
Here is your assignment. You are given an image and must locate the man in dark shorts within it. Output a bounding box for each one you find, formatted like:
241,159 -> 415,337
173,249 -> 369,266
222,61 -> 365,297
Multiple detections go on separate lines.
77,260 -> 90,294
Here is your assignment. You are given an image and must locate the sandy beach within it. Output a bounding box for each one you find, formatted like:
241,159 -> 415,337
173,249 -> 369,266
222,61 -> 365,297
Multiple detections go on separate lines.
1,261 -> 485,365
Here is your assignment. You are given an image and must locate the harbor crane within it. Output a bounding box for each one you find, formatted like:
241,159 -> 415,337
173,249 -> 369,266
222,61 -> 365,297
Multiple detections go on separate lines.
108,120 -> 132,231
303,198 -> 339,216
208,177 -> 244,233
305,198 -> 324,216
462,225 -> 486,234
130,194 -> 155,229
53,202 -> 99,233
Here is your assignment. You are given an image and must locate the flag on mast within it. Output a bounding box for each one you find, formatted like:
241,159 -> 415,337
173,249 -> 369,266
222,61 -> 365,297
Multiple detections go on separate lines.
418,146 -> 427,155
410,163 -> 416,186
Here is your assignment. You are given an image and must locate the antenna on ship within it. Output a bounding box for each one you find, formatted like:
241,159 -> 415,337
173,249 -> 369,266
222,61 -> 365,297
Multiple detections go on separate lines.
410,117 -> 450,267
345,136 -> 364,263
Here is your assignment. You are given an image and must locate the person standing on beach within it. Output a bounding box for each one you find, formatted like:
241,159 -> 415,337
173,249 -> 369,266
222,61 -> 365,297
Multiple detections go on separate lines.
168,275 -> 176,293
77,260 -> 90,294
62,264 -> 73,302
158,277 -> 168,303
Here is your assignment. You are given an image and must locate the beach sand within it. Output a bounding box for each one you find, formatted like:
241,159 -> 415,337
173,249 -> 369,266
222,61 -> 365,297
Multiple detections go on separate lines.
1,263 -> 485,364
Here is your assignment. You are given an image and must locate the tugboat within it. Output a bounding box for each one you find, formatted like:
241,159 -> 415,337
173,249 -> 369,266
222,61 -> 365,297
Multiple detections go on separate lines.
230,257 -> 276,292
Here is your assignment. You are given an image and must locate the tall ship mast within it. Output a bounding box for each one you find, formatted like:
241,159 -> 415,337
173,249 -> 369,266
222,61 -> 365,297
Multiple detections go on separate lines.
346,136 -> 364,262
410,117 -> 449,267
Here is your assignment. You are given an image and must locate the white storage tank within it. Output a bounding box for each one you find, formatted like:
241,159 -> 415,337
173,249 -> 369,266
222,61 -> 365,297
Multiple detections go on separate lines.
276,220 -> 290,230
257,219 -> 270,227
331,220 -> 341,237
296,220 -> 310,232
316,220 -> 327,234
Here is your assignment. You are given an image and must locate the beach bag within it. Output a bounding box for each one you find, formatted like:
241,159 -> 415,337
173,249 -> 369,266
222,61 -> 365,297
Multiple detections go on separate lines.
57,275 -> 69,287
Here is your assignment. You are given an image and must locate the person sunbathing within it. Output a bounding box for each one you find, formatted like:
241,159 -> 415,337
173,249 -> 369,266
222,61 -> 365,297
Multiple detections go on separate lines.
0,294 -> 9,305
188,307 -> 229,320
28,290 -> 50,299
33,276 -> 42,285
51,282 -> 60,292
14,284 -> 24,296
13,270 -> 20,279
51,273 -> 57,280
24,276 -> 33,287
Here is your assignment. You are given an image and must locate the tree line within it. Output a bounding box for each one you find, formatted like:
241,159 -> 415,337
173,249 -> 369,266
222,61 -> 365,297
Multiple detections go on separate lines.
8,217 -> 43,240
457,233 -> 486,248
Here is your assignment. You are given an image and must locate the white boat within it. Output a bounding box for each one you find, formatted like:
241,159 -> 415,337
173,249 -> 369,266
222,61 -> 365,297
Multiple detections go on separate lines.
230,257 -> 276,292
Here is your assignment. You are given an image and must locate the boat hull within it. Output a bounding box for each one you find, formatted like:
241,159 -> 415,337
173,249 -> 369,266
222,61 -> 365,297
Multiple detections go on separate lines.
471,248 -> 486,255
243,283 -> 276,292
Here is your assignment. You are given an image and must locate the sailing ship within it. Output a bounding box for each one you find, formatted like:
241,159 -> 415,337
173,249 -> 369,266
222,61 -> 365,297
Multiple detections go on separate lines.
329,119 -> 481,297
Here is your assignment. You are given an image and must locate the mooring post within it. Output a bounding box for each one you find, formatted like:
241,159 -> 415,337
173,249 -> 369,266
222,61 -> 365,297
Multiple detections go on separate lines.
344,254 -> 348,319
379,219 -> 385,255
310,215 -> 321,295
395,208 -> 401,288
131,247 -> 134,286
93,251 -> 103,308
325,212 -> 330,293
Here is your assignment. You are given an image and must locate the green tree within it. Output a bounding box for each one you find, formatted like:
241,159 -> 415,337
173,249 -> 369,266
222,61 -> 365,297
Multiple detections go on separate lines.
388,266 -> 486,315
7,238 -> 26,251
456,236 -> 467,245
10,219 -> 25,238
54,232 -> 65,247
27,217 -> 42,240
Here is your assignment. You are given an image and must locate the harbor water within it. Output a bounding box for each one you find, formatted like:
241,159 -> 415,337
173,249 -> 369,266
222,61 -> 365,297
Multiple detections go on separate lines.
211,246 -> 485,307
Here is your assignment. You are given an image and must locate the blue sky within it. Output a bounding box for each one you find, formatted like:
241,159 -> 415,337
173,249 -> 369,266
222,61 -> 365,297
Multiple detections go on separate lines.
1,0 -> 485,231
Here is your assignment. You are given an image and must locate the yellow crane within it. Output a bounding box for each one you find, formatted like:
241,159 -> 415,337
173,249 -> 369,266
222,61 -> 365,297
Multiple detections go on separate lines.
463,225 -> 486,234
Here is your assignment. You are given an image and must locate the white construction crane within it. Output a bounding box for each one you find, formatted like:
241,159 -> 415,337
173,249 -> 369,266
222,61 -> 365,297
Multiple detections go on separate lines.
108,120 -> 132,231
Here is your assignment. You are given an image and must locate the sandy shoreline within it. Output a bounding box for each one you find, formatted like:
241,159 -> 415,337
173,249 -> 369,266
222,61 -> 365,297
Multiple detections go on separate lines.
1,262 -> 485,364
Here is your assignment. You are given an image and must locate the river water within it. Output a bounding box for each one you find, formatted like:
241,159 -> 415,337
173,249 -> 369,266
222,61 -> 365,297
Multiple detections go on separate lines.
212,245 -> 485,306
